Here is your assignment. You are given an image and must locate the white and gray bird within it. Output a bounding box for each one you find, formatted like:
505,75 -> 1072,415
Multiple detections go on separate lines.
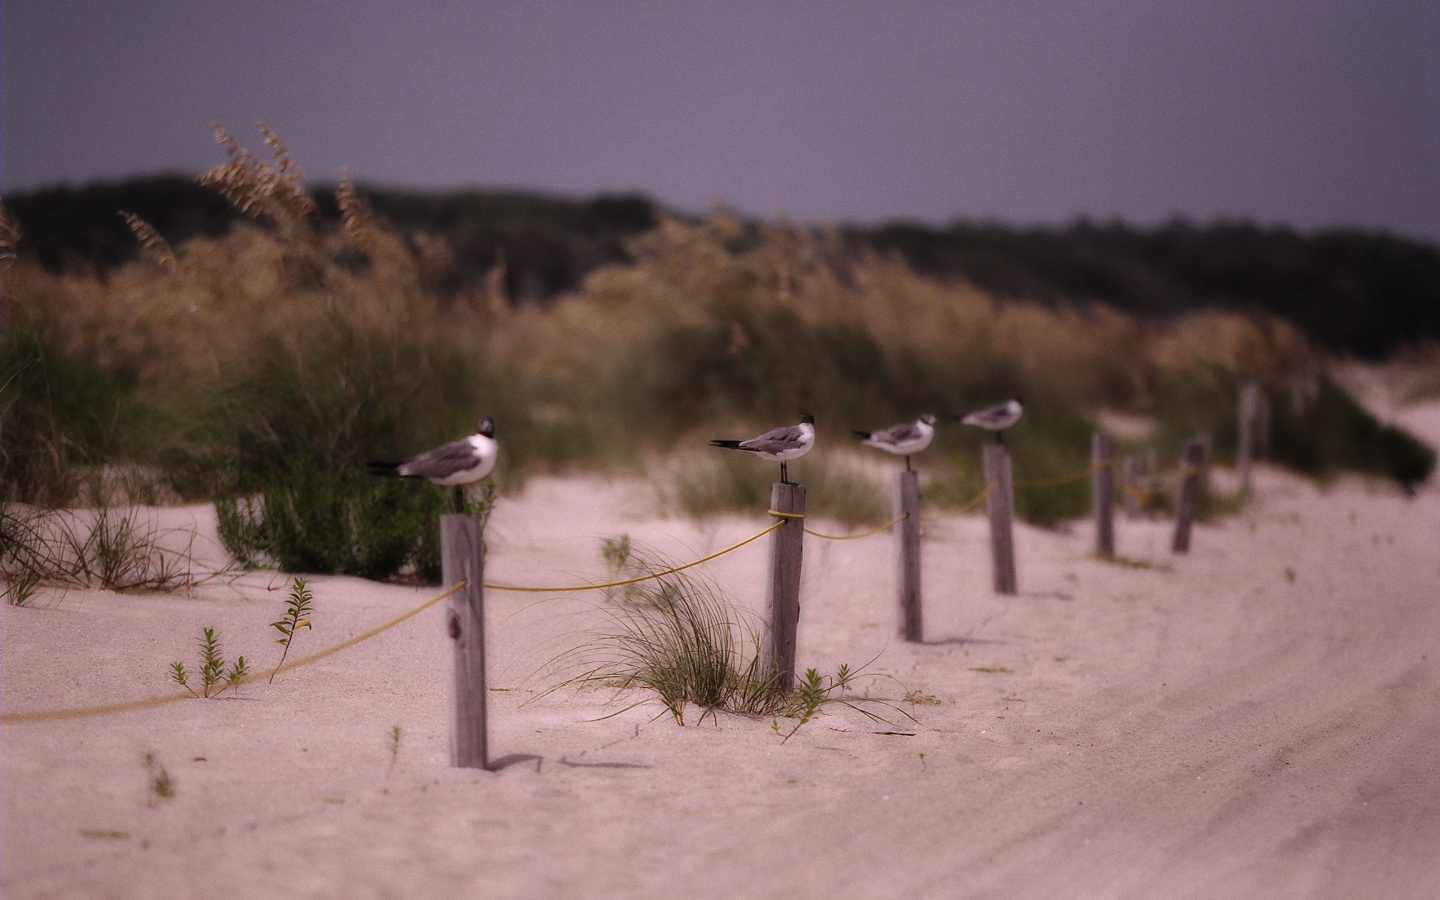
368,416 -> 498,511
709,413 -> 815,484
852,414 -> 937,471
961,399 -> 1023,444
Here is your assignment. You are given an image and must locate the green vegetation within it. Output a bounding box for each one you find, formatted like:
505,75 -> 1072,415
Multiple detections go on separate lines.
142,752 -> 176,806
2,125 -> 1433,581
170,626 -> 248,698
1,501 -> 199,605
269,576 -> 315,682
559,542 -> 899,733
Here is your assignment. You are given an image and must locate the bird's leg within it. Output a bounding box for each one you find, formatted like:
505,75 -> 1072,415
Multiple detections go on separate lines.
996,431 -> 1006,447
453,486 -> 465,514
905,455 -> 913,472
780,461 -> 789,484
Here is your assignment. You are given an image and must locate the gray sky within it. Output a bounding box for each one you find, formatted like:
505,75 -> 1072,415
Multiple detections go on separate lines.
4,1 -> 1438,241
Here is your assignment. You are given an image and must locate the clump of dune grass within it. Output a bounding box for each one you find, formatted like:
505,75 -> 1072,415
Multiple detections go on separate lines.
553,542 -> 905,733
1,498 -> 204,605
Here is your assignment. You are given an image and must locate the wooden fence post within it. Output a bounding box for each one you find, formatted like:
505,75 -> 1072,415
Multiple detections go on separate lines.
894,470 -> 922,642
1092,433 -> 1115,557
1171,440 -> 1207,554
1238,379 -> 1259,495
1122,455 -> 1143,520
765,482 -> 806,692
442,514 -> 488,770
983,444 -> 1017,595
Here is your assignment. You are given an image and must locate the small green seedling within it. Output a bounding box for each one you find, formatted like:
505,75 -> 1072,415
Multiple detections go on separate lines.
143,752 -> 175,806
779,665 -> 853,744
270,576 -> 315,683
171,627 -> 248,698
388,725 -> 403,775
599,534 -> 643,604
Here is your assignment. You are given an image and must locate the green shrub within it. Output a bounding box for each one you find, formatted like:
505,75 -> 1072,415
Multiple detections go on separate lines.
0,329 -> 157,504
216,455 -> 492,581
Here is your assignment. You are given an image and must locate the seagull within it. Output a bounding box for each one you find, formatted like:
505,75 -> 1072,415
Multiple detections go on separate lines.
852,414 -> 937,471
368,416 -> 498,511
709,413 -> 815,485
961,399 -> 1023,444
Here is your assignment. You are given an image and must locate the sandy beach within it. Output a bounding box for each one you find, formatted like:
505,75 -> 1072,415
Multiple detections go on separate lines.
4,400 -> 1439,899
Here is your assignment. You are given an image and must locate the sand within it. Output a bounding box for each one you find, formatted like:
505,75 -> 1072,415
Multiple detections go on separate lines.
4,402 -> 1440,899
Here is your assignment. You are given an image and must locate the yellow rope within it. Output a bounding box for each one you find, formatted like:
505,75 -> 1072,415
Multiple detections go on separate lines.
2,579 -> 470,725
482,520 -> 783,593
921,481 -> 996,523
805,511 -> 908,541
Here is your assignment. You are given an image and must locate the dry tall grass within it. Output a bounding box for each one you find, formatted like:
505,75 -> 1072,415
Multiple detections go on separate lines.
11,128 -> 1399,514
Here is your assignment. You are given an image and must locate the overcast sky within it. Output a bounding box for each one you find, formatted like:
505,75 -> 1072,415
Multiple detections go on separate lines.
3,1 -> 1438,242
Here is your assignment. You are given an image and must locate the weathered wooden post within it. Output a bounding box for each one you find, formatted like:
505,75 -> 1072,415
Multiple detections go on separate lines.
983,444 -> 1017,595
1092,432 -> 1115,558
1171,439 -> 1207,554
442,514 -> 488,769
1238,379 -> 1259,495
894,470 -> 922,642
1122,454 -> 1143,520
765,482 -> 806,692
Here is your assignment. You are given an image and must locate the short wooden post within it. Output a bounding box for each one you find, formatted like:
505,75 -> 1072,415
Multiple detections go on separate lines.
894,470 -> 922,642
442,514 -> 488,769
1171,440 -> 1207,554
1122,455 -> 1143,520
1092,432 -> 1115,558
983,444 -> 1017,595
765,482 -> 806,692
1238,379 -> 1259,495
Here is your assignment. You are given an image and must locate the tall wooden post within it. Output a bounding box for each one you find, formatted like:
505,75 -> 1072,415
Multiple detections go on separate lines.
442,514 -> 488,769
765,482 -> 806,692
894,470 -> 922,642
1238,379 -> 1259,495
983,444 -> 1017,595
1171,440 -> 1207,554
1122,455 -> 1143,520
1092,433 -> 1115,558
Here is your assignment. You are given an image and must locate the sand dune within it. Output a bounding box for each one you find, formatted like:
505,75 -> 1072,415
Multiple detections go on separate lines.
4,404 -> 1439,899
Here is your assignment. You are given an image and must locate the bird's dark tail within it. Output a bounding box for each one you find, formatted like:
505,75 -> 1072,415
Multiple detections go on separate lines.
366,461 -> 402,477
850,429 -> 872,440
709,440 -> 744,450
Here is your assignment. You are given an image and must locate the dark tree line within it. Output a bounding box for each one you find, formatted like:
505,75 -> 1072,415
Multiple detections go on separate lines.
7,177 -> 1438,357
855,219 -> 1440,358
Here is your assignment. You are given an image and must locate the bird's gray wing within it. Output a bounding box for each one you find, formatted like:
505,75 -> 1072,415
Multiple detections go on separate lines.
740,424 -> 804,452
877,422 -> 922,443
399,440 -> 481,480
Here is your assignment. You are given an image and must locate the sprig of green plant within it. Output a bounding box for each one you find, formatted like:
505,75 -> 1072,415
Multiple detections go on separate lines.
775,664 -> 859,743
269,576 -> 314,682
599,533 -> 644,604
387,725 -> 402,776
171,627 -> 248,698
142,752 -> 175,807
